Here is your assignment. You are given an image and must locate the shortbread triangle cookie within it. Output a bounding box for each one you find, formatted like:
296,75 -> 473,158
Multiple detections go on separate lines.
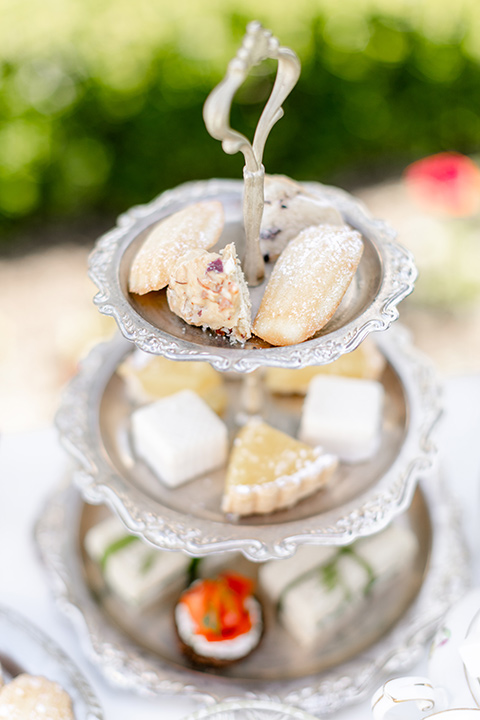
129,200 -> 224,294
167,242 -> 252,343
222,419 -> 337,515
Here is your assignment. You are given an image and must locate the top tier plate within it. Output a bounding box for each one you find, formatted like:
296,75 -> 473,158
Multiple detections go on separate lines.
89,178 -> 417,372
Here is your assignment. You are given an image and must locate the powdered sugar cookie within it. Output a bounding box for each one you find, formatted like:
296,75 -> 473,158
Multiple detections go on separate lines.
260,175 -> 343,262
253,224 -> 363,346
167,242 -> 251,343
129,200 -> 224,294
0,674 -> 74,720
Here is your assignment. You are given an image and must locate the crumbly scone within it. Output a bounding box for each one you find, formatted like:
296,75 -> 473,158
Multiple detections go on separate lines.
222,419 -> 338,516
260,174 -> 344,262
128,200 -> 224,294
167,242 -> 252,343
264,340 -> 386,394
118,353 -> 227,414
0,674 -> 74,720
253,224 -> 364,346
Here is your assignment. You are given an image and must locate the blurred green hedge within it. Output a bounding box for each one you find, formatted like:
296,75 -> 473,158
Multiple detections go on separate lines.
2,1 -> 480,244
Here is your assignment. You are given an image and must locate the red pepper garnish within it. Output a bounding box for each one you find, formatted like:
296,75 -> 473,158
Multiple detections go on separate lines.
180,573 -> 254,642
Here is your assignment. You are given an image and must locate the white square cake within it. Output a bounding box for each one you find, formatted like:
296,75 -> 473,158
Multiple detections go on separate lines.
299,375 -> 384,463
131,389 -> 228,487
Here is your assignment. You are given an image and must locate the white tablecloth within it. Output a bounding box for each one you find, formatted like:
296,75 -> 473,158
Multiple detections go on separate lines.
1,375 -> 480,720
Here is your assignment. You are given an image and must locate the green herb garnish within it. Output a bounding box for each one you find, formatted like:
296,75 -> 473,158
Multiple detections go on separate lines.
100,535 -> 139,571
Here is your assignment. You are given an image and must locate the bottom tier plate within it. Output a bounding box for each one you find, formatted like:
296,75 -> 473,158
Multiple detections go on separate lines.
36,473 -> 468,716
0,604 -> 103,719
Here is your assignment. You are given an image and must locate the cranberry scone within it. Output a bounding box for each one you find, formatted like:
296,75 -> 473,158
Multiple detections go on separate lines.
167,242 -> 252,343
260,174 -> 344,262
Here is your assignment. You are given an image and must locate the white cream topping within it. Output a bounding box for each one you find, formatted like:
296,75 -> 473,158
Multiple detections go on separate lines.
175,596 -> 262,661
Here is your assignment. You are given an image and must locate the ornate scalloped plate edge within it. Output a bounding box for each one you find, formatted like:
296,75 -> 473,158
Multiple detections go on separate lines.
55,326 -> 442,560
0,604 -> 104,720
35,473 -> 469,715
88,178 -> 417,372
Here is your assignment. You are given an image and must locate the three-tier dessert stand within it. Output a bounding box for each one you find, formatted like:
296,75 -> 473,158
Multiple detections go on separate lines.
36,22 -> 469,716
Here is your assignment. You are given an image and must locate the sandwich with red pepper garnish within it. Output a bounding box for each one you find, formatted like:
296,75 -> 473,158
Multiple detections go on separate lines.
174,572 -> 263,667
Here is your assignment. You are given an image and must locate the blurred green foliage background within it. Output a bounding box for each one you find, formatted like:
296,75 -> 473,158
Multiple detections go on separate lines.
2,0 -> 480,245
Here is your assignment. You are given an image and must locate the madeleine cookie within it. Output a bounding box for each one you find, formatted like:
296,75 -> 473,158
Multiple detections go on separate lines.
129,200 -> 224,294
260,174 -> 343,262
0,674 -> 74,720
222,419 -> 337,515
253,224 -> 363,346
167,242 -> 252,343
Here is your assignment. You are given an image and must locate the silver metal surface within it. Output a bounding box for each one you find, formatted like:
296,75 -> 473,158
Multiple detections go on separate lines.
88,179 -> 417,372
203,21 -> 301,285
35,474 -> 469,715
180,699 -> 321,719
55,326 -> 441,560
0,604 -> 104,719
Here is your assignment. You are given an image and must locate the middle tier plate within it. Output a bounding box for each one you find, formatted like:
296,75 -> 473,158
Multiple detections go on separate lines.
56,326 -> 440,561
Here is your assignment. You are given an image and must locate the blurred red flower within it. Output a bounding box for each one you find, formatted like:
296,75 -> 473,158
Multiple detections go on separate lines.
404,152 -> 480,217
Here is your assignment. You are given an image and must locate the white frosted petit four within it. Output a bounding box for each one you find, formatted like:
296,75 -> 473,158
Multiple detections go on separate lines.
259,524 -> 417,647
85,515 -> 191,607
299,375 -> 384,462
131,389 -> 228,487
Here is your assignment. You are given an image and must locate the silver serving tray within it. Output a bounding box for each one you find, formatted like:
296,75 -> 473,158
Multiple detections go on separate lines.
181,700 -> 321,720
55,326 -> 440,560
88,179 -> 417,372
35,475 -> 469,715
0,604 -> 103,719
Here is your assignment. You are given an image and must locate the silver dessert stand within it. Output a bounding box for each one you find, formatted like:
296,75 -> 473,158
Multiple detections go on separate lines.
35,472 -> 469,715
0,604 -> 104,719
55,326 -> 441,560
88,178 -> 417,373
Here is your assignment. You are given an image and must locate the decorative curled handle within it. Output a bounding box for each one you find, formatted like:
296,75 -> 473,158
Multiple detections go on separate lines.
371,677 -> 449,720
203,21 -> 301,285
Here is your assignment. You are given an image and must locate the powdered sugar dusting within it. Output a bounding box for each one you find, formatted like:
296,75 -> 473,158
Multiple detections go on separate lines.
260,174 -> 344,261
253,223 -> 363,345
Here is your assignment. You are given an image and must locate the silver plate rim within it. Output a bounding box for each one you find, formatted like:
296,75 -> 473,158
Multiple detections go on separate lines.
88,178 -> 417,373
35,473 -> 469,715
55,326 -> 442,560
0,603 -> 104,720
